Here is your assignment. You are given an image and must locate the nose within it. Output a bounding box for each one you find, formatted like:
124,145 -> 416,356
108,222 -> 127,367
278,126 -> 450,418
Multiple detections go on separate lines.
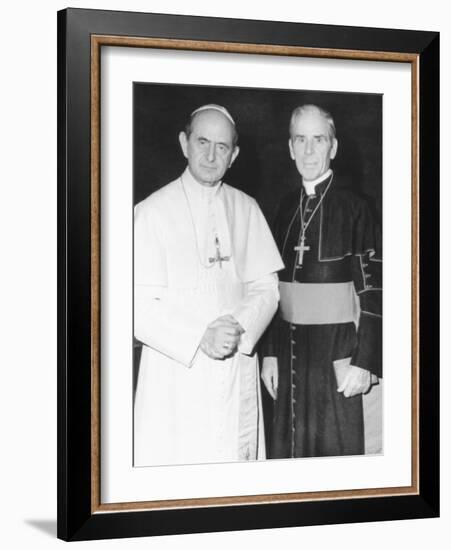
207,143 -> 216,162
305,138 -> 314,155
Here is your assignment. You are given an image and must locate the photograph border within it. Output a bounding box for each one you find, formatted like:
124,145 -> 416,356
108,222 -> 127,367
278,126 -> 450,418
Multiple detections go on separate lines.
57,7 -> 439,541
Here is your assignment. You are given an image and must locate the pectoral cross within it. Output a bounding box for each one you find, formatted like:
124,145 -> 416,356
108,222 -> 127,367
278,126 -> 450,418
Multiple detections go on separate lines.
294,235 -> 310,267
209,236 -> 230,268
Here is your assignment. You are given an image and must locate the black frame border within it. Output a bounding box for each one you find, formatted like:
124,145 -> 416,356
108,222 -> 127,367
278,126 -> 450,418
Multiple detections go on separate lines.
57,7 -> 439,541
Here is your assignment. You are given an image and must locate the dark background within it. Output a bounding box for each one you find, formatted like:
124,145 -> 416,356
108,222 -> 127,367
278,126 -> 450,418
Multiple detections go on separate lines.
133,82 -> 383,416
133,82 -> 382,223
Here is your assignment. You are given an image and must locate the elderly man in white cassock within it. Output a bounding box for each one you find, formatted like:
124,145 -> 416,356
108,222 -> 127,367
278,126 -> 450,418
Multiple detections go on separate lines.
134,104 -> 284,466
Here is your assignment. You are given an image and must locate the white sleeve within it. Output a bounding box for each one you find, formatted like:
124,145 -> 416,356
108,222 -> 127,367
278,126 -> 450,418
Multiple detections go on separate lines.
134,202 -> 206,367
231,272 -> 279,355
134,285 -> 207,367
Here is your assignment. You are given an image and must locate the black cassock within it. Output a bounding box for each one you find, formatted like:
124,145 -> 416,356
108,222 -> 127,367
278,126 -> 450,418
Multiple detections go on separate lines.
263,173 -> 382,458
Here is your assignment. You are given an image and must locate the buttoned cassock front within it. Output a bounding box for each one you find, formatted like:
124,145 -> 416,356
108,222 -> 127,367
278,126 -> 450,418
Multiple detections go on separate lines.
134,169 -> 284,466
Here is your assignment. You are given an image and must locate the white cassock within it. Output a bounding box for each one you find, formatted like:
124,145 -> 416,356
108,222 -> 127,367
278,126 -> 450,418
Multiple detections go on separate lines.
134,168 -> 284,467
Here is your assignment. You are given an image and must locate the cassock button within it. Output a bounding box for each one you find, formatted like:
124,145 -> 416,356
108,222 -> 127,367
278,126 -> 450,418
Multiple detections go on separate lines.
363,263 -> 368,268
291,369 -> 296,375
292,355 -> 297,360
365,273 -> 371,278
291,339 -> 296,345
367,284 -> 374,289
290,325 -> 296,331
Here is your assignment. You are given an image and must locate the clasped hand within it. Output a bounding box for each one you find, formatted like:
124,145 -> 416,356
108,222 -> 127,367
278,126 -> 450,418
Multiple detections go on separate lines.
200,315 -> 244,359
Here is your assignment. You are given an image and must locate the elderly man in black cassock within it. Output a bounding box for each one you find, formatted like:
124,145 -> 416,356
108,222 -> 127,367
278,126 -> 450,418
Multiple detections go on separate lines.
262,104 -> 382,458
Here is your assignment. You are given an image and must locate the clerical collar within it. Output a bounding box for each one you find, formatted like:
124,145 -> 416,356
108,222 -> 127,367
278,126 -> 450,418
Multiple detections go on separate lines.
182,167 -> 222,200
302,169 -> 332,196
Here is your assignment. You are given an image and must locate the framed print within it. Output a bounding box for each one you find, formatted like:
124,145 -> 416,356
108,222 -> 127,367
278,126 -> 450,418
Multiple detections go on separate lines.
57,7 -> 439,541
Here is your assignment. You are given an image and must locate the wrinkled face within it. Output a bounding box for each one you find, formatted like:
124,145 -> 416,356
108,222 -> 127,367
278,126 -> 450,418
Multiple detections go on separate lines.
289,110 -> 338,181
179,110 -> 239,186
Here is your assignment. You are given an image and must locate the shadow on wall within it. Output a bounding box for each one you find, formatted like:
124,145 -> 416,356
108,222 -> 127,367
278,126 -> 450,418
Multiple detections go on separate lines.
25,519 -> 57,538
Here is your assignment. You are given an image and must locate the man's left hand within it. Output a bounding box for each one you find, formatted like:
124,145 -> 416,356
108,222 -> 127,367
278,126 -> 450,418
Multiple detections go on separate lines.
337,365 -> 372,398
216,314 -> 244,356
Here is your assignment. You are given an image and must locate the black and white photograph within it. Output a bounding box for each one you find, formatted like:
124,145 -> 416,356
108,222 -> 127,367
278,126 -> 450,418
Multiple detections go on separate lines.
1,0 -> 446,547
132,83 -> 383,468
52,4 -> 441,543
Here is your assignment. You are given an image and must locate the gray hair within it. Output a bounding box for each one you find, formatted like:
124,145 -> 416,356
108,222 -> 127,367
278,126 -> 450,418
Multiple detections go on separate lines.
289,104 -> 336,141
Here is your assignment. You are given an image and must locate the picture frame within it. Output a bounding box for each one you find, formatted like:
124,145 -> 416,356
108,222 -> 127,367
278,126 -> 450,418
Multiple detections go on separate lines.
57,7 -> 439,541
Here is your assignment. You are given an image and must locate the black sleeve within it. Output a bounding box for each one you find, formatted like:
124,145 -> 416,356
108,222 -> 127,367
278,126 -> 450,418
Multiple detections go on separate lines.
350,201 -> 383,377
259,196 -> 289,358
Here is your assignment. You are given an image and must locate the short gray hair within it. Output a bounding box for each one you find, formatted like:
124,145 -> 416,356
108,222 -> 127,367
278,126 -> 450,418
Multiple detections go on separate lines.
289,104 -> 336,141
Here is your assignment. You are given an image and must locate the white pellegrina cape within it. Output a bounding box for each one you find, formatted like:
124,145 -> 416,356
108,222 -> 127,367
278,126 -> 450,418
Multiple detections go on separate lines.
134,168 -> 284,466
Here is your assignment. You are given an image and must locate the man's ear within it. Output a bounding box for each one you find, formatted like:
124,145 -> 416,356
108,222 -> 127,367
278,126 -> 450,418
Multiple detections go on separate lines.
229,146 -> 240,167
288,138 -> 295,160
179,131 -> 189,159
330,138 -> 338,160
